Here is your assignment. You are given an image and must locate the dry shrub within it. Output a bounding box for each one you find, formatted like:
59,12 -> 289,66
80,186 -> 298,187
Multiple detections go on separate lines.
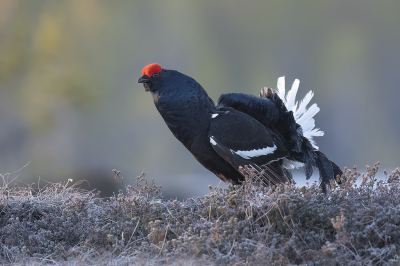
1,163 -> 400,265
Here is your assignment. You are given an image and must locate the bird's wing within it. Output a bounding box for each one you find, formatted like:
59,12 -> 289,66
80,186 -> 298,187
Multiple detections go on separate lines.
217,93 -> 280,127
208,110 -> 290,185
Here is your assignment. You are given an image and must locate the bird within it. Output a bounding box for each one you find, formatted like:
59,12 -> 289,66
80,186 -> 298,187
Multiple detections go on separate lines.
138,63 -> 342,191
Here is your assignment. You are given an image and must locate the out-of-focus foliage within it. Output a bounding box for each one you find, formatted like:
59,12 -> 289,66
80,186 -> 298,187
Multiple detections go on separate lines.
0,1 -> 400,198
1,163 -> 400,265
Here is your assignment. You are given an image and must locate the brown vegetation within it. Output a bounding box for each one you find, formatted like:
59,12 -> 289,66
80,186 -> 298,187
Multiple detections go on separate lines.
1,163 -> 400,265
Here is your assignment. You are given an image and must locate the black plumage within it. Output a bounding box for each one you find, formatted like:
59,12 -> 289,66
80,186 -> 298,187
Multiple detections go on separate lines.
209,108 -> 290,185
138,64 -> 342,191
218,90 -> 343,190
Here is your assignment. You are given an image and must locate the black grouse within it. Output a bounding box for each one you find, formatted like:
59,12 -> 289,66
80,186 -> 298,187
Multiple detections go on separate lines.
138,63 -> 342,191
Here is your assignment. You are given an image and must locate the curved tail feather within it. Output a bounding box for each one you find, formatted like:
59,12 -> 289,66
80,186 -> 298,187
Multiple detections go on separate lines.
314,151 -> 334,192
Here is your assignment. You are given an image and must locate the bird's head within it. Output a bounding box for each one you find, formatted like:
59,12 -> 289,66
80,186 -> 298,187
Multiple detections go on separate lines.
138,63 -> 165,92
138,63 -> 206,102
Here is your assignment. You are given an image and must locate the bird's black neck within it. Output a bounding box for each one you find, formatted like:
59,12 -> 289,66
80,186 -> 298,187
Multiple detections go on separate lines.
153,89 -> 216,149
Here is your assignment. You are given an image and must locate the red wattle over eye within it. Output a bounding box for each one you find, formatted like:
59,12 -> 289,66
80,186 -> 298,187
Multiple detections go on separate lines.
141,63 -> 162,77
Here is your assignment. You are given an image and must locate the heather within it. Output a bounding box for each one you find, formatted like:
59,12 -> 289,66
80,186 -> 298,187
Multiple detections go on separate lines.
1,163 -> 400,265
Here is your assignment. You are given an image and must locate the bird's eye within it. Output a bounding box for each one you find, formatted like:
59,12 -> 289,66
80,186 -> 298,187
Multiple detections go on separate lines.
153,73 -> 159,77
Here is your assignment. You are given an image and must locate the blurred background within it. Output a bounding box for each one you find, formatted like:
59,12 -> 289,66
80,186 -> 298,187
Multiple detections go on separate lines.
0,1 -> 399,199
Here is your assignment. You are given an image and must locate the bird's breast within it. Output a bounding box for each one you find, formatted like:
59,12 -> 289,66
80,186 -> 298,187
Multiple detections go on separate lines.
154,95 -> 210,148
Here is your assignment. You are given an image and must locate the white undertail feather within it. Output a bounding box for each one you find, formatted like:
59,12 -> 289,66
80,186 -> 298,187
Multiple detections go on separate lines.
285,79 -> 299,111
295,90 -> 314,120
275,76 -> 324,150
282,158 -> 304,169
276,76 -> 286,103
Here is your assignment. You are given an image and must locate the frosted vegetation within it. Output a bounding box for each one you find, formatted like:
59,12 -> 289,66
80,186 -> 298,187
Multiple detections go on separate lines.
1,163 -> 400,265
